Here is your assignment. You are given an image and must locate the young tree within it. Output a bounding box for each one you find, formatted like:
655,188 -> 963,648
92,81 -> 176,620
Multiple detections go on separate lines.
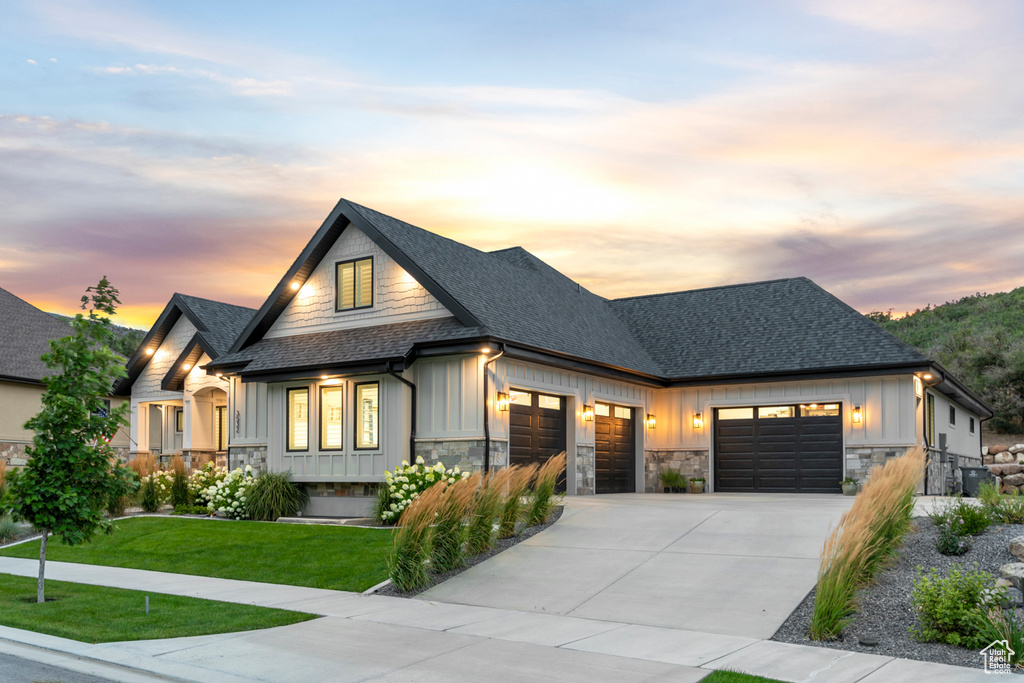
11,277 -> 135,602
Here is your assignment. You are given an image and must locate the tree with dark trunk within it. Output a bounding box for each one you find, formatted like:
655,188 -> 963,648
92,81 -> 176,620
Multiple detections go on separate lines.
9,277 -> 135,602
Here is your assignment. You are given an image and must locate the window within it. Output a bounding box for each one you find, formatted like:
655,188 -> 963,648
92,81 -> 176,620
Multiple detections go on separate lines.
336,257 -> 373,311
613,406 -> 632,420
215,406 -> 227,451
758,406 -> 794,419
509,389 -> 531,406
595,403 -> 610,417
970,417 -> 976,434
949,405 -> 956,426
538,394 -> 561,410
926,394 -> 935,445
320,385 -> 344,451
175,409 -> 183,433
717,407 -> 754,420
355,382 -> 379,449
287,387 -> 309,451
800,403 -> 840,417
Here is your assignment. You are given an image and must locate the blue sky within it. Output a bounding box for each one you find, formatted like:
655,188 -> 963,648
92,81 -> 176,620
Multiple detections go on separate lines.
3,0 -> 1023,327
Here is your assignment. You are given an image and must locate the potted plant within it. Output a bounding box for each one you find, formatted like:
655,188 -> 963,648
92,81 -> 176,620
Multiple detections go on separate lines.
841,476 -> 858,496
689,477 -> 705,494
659,469 -> 687,493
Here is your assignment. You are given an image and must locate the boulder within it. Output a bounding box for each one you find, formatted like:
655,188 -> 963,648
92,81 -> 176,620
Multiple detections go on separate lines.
1010,536 -> 1024,562
1013,444 -> 1024,454
1003,473 -> 1024,487
985,454 -> 996,465
1007,588 -> 1024,607
999,563 -> 1024,591
989,464 -> 1003,475
991,445 -> 1010,454
1003,484 -> 1020,495
997,578 -> 1015,589
995,452 -> 1016,464
1001,464 -> 1024,476
983,446 -> 990,456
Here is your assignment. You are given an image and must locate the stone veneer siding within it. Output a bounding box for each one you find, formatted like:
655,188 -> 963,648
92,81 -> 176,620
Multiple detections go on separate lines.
228,445 -> 268,473
575,445 -> 595,495
306,482 -> 376,498
414,439 -> 509,472
1,441 -> 30,467
645,450 -> 709,493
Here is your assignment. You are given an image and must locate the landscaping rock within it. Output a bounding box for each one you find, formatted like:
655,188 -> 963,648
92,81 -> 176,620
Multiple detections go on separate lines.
991,444 -> 1010,454
983,446 -> 990,456
997,578 -> 1014,588
1003,473 -> 1024,487
1003,484 -> 1021,495
1007,588 -> 1024,607
995,452 -> 1016,464
985,454 -> 995,465
1010,536 -> 1024,561
999,563 -> 1024,590
1001,464 -> 1023,476
1012,444 -> 1024,454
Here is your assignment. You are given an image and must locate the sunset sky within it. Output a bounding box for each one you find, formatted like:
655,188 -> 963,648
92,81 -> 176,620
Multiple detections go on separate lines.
3,0 -> 1023,329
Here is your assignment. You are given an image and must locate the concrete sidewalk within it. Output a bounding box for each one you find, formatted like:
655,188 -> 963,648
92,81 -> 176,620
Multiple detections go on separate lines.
0,557 -> 993,682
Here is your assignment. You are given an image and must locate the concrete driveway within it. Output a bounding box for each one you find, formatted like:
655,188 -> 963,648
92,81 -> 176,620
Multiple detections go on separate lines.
420,493 -> 855,639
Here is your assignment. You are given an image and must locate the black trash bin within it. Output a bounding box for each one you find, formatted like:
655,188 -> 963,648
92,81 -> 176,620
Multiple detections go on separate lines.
960,466 -> 994,497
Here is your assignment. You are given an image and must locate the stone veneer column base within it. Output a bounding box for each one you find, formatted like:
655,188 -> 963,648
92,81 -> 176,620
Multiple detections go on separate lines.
575,445 -> 595,495
644,450 -> 709,493
0,441 -> 30,468
414,439 -> 509,472
227,445 -> 267,473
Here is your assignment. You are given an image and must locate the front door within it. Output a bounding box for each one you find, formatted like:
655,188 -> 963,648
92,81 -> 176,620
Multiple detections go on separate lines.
216,406 -> 227,451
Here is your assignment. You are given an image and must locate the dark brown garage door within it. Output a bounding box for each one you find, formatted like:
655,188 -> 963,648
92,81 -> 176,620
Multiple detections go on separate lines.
509,390 -> 566,477
595,403 -> 635,494
714,404 -> 842,493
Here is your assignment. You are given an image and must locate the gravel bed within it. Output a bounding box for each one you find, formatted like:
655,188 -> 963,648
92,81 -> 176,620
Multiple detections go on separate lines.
773,517 -> 1024,671
375,506 -> 563,598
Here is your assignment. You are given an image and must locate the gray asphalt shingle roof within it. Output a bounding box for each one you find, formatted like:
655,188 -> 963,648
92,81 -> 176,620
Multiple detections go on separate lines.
175,294 -> 256,356
0,287 -> 73,383
608,277 -> 928,379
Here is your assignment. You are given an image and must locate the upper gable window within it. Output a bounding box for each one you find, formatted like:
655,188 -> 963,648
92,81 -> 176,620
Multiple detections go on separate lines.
336,257 -> 373,311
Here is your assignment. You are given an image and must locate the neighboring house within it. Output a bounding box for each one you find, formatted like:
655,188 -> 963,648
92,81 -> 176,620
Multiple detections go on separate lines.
0,287 -> 131,467
114,294 -> 255,469
180,198 -> 990,516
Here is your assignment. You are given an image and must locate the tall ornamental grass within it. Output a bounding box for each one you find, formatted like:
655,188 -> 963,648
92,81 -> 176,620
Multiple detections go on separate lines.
466,469 -> 511,555
245,470 -> 309,521
170,455 -> 190,508
388,482 -> 445,592
431,473 -> 481,572
128,454 -> 155,480
526,452 -> 566,527
499,464 -> 538,539
809,447 -> 924,640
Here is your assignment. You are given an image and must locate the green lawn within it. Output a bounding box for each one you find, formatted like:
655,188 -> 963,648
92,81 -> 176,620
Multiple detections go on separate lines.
702,672 -> 786,683
0,517 -> 392,592
0,574 -> 315,643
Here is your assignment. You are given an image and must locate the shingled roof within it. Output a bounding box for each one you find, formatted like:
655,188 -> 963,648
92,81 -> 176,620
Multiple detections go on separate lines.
0,287 -> 73,384
211,199 -> 942,388
608,278 -> 929,380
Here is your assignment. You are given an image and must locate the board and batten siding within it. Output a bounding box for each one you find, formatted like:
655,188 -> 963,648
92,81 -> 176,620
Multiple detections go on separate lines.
646,375 -> 922,451
926,388 -> 982,459
415,355 -> 485,439
130,317 -> 197,401
265,375 -> 407,482
265,224 -> 451,338
229,377 -> 268,445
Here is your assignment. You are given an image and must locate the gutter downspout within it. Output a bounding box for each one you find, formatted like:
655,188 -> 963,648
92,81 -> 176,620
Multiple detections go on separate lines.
386,362 -> 417,462
483,343 -> 505,472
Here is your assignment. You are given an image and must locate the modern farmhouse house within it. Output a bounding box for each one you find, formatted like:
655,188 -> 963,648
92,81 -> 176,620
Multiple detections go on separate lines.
115,294 -> 255,468
121,199 -> 990,516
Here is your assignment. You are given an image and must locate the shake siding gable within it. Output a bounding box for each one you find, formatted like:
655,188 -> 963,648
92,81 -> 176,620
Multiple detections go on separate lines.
267,225 -> 451,338
132,317 -> 198,399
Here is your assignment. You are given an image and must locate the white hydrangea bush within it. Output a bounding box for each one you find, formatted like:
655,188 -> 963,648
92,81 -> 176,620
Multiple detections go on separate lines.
142,470 -> 175,503
379,456 -> 468,524
199,465 -> 255,520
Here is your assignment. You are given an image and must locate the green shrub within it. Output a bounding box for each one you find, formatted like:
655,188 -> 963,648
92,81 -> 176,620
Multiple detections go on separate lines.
526,452 -> 566,527
660,469 -> 687,491
245,471 -> 309,521
0,513 -> 24,545
929,496 -> 991,534
171,504 -> 211,516
935,518 -> 971,556
170,470 -> 191,508
140,475 -> 160,513
106,470 -> 138,518
912,565 -> 1002,648
976,608 -> 1024,667
466,471 -> 504,555
980,485 -> 1024,524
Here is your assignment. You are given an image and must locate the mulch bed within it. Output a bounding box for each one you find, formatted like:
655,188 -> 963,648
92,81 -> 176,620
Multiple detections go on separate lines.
374,505 -> 564,598
773,517 -> 1024,671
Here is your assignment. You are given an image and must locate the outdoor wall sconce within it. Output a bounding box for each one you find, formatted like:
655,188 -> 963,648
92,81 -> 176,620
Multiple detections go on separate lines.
645,413 -> 657,429
852,405 -> 863,424
582,404 -> 594,422
693,412 -> 703,429
496,392 -> 510,411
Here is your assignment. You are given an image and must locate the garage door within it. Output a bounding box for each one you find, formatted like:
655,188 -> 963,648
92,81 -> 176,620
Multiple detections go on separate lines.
714,403 -> 842,493
595,403 -> 635,494
509,390 -> 566,484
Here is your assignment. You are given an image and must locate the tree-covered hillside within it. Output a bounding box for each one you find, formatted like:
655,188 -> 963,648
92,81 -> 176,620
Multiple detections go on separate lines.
868,288 -> 1024,434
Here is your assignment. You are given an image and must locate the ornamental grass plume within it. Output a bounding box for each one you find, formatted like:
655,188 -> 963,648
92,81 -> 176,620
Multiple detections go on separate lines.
526,451 -> 566,527
809,447 -> 925,640
498,463 -> 539,539
466,468 -> 511,555
388,481 -> 445,592
128,454 -> 155,479
169,455 -> 190,507
431,472 -> 482,572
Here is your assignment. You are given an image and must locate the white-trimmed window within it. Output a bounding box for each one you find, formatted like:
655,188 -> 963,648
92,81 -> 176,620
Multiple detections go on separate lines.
320,385 -> 344,451
336,257 -> 373,311
287,387 -> 309,452
355,382 -> 379,449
